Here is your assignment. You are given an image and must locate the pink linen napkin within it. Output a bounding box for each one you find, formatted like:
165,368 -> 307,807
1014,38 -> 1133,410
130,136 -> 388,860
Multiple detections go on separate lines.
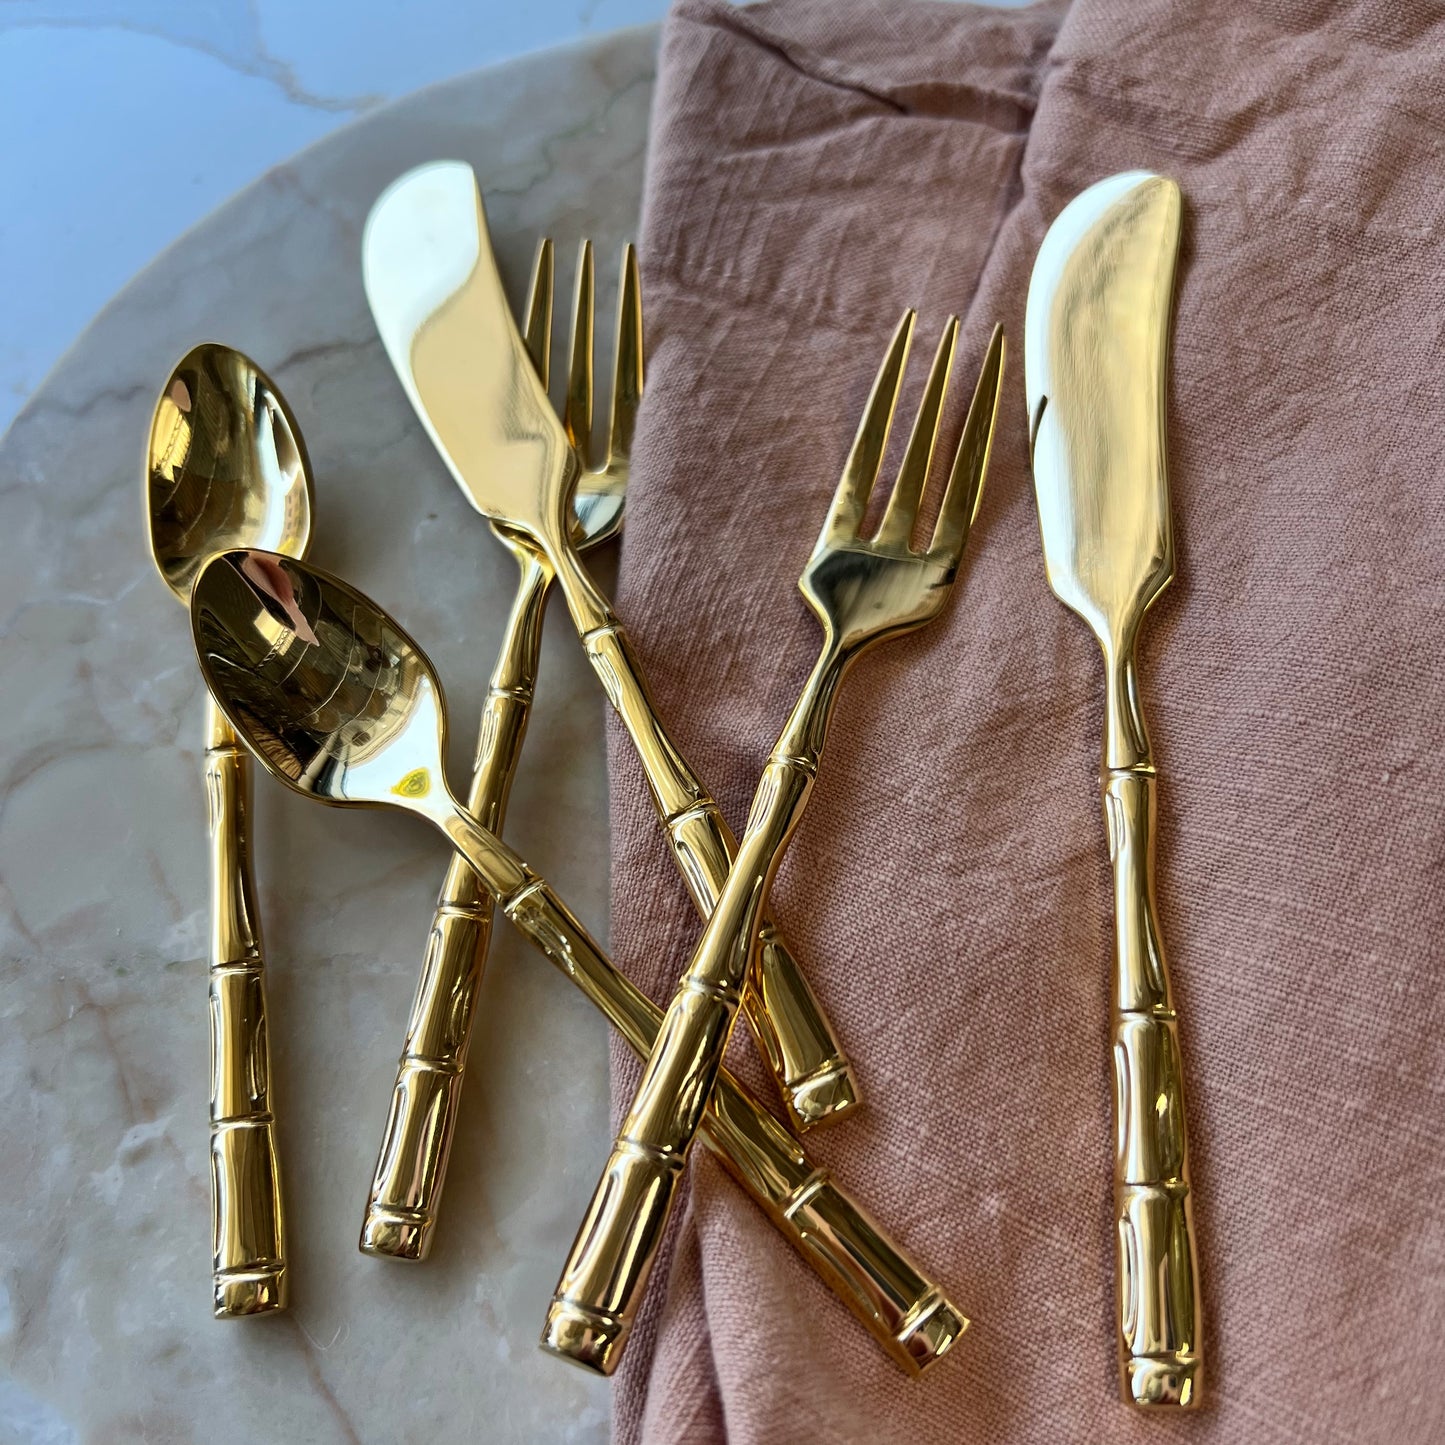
604,0 -> 1445,1439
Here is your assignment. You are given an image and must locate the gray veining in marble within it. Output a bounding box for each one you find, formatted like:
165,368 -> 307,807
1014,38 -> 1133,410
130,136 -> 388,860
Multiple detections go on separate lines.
0,0 -> 668,429
0,25 -> 656,1444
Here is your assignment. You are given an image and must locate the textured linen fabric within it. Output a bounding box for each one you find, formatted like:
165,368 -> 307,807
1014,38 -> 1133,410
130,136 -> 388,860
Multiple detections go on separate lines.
602,1 -> 1445,1439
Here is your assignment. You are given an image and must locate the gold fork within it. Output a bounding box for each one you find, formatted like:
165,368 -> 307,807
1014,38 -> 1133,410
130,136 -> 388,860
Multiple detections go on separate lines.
362,160 -> 857,1131
543,314 -> 1006,1374
361,237 -> 634,1260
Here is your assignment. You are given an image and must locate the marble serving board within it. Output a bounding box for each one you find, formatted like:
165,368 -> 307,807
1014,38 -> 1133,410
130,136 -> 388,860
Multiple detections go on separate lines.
0,26 -> 656,1444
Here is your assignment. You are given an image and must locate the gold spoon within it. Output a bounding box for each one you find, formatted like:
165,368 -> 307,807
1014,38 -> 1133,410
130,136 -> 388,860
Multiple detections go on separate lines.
189,547 -> 972,1374
144,344 -> 313,1317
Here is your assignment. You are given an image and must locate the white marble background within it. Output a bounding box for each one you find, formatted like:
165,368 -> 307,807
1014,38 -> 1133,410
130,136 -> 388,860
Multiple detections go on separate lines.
0,0 -> 667,434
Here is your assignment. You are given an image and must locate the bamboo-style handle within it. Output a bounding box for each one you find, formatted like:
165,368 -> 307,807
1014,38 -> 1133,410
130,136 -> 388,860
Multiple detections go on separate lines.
1105,739 -> 1201,1405
204,692 -> 286,1317
486,876 -> 965,1376
575,609 -> 856,1130
361,549 -> 550,1260
667,808 -> 856,1125
543,745 -> 818,1374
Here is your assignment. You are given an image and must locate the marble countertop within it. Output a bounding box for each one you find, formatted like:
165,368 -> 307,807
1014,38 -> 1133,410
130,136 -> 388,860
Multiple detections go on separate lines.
0,0 -> 667,434
0,27 -> 656,1444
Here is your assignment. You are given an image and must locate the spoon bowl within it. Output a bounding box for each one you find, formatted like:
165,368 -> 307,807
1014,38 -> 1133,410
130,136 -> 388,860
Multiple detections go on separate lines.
191,549 -> 448,815
146,344 -> 314,599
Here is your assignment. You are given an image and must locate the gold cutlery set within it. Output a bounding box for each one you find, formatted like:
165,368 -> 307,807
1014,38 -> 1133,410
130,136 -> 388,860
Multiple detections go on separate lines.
144,162 -> 1200,1409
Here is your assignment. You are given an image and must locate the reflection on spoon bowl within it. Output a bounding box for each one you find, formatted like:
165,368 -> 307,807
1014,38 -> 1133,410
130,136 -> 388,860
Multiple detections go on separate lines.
146,344 -> 313,601
190,549 -> 446,812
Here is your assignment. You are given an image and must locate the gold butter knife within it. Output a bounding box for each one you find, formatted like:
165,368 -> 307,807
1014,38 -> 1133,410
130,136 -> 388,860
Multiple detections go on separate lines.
362,160 -> 857,1131
1024,171 -> 1202,1407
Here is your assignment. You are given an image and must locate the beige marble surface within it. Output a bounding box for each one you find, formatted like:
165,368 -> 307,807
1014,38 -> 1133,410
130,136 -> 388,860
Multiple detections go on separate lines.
0,26 -> 655,1444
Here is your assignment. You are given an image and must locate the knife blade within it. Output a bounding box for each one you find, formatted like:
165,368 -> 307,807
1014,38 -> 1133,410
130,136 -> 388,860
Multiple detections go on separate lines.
362,159 -> 572,533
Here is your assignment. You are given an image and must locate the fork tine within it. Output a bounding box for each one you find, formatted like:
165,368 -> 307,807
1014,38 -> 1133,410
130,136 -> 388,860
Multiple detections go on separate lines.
524,237 -> 554,390
606,243 -> 644,467
565,239 -> 595,469
825,310 -> 915,542
874,316 -> 958,551
931,323 -> 1005,560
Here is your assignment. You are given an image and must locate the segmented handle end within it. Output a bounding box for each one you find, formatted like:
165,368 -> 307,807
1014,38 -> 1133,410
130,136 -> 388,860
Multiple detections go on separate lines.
359,1208 -> 431,1261
1123,1351 -> 1201,1408
214,1264 -> 287,1318
543,1142 -> 683,1375
209,1117 -> 287,1317
539,1299 -> 630,1376
898,1295 -> 969,1374
1117,1178 -> 1200,1407
785,1176 -> 968,1375
785,1056 -> 860,1128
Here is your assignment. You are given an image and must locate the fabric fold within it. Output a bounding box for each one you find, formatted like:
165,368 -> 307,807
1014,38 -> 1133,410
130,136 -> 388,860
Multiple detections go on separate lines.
605,1 -> 1445,1439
